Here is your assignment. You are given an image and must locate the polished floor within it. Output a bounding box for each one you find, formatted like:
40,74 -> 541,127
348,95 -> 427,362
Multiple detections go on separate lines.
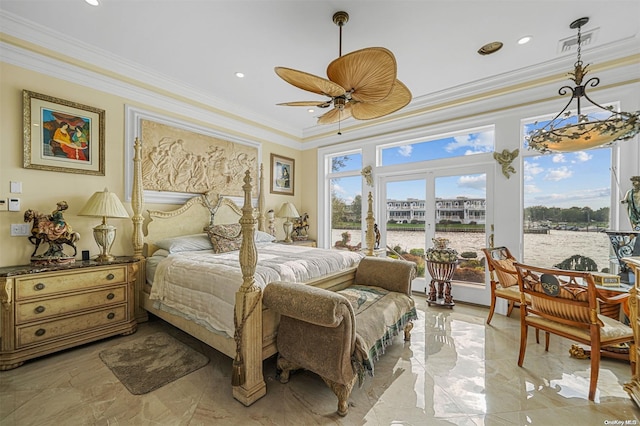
1,295 -> 639,425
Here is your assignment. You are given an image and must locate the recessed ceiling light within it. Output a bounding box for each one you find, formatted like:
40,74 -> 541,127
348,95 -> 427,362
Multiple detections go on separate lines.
235,72 -> 245,78
307,109 -> 314,113
85,0 -> 100,6
518,35 -> 533,45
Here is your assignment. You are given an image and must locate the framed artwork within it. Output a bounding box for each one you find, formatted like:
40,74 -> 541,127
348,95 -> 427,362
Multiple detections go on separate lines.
270,153 -> 294,195
23,90 -> 105,175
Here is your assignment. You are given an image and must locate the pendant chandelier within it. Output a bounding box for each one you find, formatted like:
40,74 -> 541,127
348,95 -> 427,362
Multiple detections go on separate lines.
527,17 -> 639,153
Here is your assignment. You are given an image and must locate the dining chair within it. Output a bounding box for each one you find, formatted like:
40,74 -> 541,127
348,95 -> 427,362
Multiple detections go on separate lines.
514,262 -> 635,401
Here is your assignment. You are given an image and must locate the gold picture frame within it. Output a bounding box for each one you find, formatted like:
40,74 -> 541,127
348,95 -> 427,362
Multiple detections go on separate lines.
23,90 -> 105,175
270,153 -> 294,195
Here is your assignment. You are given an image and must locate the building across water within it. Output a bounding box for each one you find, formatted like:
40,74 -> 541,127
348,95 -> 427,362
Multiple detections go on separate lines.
386,197 -> 486,225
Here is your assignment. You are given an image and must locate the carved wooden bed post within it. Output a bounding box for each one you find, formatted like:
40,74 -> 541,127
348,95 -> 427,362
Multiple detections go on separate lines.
232,170 -> 267,405
365,191 -> 375,256
131,137 -> 148,322
258,163 -> 265,232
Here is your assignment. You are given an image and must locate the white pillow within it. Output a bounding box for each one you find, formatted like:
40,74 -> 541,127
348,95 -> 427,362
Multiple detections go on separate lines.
154,233 -> 213,253
255,230 -> 276,243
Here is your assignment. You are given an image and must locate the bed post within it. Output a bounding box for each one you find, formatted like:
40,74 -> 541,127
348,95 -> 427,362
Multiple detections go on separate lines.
258,163 -> 265,232
131,137 -> 148,322
232,170 -> 266,405
365,191 -> 375,256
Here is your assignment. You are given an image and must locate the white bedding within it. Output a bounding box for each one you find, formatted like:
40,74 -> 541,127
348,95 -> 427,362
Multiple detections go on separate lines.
148,243 -> 363,337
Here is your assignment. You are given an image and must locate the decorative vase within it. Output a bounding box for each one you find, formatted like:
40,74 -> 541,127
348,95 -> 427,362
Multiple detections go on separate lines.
425,238 -> 458,263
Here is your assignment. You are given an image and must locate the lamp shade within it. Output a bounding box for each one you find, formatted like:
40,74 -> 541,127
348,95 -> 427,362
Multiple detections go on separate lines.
277,202 -> 299,219
78,188 -> 129,219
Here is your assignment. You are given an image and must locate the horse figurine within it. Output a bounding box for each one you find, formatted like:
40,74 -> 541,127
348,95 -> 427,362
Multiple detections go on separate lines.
292,213 -> 309,238
24,207 -> 80,260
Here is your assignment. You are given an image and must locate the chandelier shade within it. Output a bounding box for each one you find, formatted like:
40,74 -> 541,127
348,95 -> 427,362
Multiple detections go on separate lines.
527,17 -> 640,153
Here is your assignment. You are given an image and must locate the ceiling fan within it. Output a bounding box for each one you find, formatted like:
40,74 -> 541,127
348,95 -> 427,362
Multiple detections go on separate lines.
274,11 -> 412,130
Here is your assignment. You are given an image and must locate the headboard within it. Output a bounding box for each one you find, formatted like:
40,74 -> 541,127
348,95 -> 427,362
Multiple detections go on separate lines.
144,192 -> 243,256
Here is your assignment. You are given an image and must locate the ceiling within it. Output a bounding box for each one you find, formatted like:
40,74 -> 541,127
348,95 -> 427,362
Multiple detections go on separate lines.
1,1 -> 639,145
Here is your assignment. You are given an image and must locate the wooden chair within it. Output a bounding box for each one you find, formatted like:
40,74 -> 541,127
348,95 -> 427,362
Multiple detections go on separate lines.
482,246 -> 522,324
514,262 -> 635,401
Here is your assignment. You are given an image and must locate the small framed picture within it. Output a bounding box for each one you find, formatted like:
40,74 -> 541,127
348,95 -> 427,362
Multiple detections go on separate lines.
23,90 -> 105,175
270,153 -> 294,195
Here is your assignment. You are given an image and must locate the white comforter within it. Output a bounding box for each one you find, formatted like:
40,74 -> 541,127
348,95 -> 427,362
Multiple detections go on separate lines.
149,243 -> 363,337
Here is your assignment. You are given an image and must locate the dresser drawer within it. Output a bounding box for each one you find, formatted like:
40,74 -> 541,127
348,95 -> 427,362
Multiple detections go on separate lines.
17,304 -> 127,347
16,286 -> 127,324
15,266 -> 127,299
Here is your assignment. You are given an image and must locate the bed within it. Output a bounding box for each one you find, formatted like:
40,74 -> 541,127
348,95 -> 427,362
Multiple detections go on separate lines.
129,138 -> 376,405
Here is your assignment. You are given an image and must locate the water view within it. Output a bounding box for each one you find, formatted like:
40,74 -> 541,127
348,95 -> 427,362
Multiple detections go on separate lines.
332,229 -> 612,272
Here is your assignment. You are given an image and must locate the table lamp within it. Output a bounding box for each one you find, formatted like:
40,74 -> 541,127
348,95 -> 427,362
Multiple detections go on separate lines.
277,202 -> 300,243
78,188 -> 130,261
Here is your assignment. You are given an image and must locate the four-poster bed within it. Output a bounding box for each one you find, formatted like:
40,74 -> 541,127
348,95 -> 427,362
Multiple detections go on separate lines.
129,138 -> 376,405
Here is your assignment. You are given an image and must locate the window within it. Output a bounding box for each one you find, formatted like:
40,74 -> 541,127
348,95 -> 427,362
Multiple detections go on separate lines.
379,126 -> 494,166
522,115 -> 612,272
326,151 -> 363,249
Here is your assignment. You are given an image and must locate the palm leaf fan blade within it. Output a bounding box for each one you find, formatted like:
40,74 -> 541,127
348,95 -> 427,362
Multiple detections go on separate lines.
326,47 -> 397,103
275,67 -> 346,97
317,104 -> 353,125
351,80 -> 412,120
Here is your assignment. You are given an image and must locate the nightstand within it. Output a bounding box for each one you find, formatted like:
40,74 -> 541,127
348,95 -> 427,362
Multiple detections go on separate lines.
277,239 -> 317,247
0,257 -> 138,370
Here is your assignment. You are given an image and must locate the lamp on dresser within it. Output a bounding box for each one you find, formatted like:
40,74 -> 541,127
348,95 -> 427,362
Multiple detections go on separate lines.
78,188 -> 130,261
277,202 -> 300,243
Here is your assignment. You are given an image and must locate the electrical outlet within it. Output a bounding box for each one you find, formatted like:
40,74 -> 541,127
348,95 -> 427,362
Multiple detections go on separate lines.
10,223 -> 30,236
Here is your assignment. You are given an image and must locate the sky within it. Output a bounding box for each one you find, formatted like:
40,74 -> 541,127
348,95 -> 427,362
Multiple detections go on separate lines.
331,126 -> 614,210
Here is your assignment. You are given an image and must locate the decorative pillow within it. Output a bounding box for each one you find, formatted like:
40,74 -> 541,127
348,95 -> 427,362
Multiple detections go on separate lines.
206,223 -> 243,253
155,233 -> 213,253
255,230 -> 276,243
493,258 -> 518,287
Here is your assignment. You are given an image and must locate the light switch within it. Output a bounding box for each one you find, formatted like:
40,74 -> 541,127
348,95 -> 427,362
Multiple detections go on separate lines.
10,181 -> 22,194
8,198 -> 20,211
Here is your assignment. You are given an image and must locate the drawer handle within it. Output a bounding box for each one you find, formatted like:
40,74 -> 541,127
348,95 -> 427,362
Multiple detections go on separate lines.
107,312 -> 115,320
35,306 -> 46,314
106,293 -> 115,300
106,273 -> 115,280
35,328 -> 46,337
34,283 -> 45,291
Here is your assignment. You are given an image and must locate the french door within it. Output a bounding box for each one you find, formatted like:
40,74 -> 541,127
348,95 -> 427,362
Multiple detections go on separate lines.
379,165 -> 493,305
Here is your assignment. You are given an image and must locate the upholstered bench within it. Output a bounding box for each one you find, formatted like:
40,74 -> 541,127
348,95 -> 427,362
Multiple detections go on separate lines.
263,256 -> 417,416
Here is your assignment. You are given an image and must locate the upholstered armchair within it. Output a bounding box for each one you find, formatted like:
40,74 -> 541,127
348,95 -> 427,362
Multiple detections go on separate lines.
263,256 -> 417,416
514,262 -> 635,401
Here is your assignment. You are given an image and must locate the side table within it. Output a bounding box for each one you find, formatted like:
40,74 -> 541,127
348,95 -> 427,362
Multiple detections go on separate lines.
426,260 -> 457,308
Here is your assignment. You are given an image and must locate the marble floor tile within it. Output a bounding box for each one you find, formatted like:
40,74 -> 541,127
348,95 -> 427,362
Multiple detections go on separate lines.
1,295 -> 639,425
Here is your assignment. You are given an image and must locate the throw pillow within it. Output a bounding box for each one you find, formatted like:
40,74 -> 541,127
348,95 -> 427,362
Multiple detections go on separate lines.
206,223 -> 243,253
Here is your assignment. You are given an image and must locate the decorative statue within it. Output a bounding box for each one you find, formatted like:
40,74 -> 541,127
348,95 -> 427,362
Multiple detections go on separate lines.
267,209 -> 276,237
622,176 -> 640,231
374,223 -> 381,249
292,213 -> 309,239
24,201 -> 80,264
493,148 -> 519,179
361,165 -> 373,187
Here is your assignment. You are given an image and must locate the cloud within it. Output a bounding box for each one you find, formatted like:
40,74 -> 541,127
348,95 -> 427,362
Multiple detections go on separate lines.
528,187 -> 610,207
397,145 -> 413,157
524,184 -> 541,193
445,130 -> 494,153
572,151 -> 592,162
544,166 -> 572,181
552,154 -> 566,163
523,160 -> 544,179
457,174 -> 486,191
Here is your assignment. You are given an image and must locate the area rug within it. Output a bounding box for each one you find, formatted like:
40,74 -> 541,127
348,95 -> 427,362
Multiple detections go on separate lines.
99,332 -> 209,395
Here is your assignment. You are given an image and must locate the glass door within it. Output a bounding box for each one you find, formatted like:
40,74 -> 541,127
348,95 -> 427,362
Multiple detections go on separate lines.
380,165 -> 493,304
432,170 -> 491,305
381,176 -> 427,293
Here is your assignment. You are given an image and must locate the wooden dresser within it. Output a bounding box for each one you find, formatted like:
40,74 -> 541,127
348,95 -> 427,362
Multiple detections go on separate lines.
0,257 -> 138,370
623,256 -> 640,406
